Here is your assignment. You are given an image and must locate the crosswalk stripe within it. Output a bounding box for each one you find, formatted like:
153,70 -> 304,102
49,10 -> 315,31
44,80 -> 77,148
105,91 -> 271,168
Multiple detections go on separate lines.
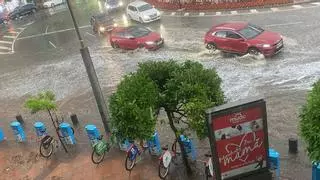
0,40 -> 12,44
171,12 -> 176,16
311,2 -> 320,5
199,12 -> 205,16
292,5 -> 302,8
231,11 -> 238,14
7,31 -> 18,34
3,35 -> 16,39
0,46 -> 11,50
216,12 -> 221,15
159,11 -> 163,14
17,27 -> 24,30
184,12 -> 189,16
250,9 -> 258,13
271,7 -> 279,11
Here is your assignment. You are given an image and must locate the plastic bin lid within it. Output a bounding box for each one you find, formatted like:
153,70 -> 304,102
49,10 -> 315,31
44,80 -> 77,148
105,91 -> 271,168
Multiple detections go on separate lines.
59,122 -> 71,128
85,124 -> 97,131
10,121 -> 20,127
34,121 -> 44,128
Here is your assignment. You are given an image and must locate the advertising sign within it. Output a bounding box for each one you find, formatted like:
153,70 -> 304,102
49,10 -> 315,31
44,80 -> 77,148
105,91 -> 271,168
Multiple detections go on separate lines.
206,98 -> 269,180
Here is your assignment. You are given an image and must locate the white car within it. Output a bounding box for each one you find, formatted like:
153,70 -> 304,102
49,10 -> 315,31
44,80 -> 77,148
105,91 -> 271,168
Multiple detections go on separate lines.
126,1 -> 160,23
43,0 -> 64,8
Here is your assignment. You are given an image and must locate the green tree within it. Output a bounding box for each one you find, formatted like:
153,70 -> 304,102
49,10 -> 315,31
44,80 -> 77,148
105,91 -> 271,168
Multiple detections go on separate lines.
109,73 -> 159,142
300,80 -> 320,161
110,60 -> 224,174
24,90 -> 68,152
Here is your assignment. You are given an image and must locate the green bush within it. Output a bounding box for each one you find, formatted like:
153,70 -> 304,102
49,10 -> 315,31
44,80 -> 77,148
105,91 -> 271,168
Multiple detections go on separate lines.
300,80 -> 320,161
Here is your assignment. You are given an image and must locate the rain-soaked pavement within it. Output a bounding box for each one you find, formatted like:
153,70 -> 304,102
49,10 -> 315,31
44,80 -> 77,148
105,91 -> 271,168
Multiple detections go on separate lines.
0,1 -> 320,179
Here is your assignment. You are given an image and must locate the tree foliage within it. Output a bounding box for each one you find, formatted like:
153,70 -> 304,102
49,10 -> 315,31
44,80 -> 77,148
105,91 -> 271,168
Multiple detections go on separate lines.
109,73 -> 159,141
24,90 -> 57,114
300,80 -> 320,161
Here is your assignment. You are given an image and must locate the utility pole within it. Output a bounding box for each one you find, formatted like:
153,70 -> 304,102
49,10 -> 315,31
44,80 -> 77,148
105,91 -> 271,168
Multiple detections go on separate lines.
65,0 -> 110,134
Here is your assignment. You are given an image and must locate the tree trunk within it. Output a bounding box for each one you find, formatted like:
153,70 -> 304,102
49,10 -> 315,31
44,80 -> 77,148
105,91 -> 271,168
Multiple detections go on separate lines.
165,110 -> 192,176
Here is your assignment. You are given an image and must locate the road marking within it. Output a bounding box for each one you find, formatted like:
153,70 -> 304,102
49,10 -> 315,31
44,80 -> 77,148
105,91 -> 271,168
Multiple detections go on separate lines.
45,25 -> 49,34
184,12 -> 189,16
250,9 -> 258,13
0,40 -> 13,44
292,5 -> 302,8
4,35 -> 16,39
17,27 -> 25,30
265,21 -> 303,27
86,32 -> 96,37
49,41 -> 56,48
199,12 -> 205,16
11,27 -> 26,53
0,46 -> 11,50
7,31 -> 18,34
271,7 -> 279,11
171,12 -> 176,16
311,2 -> 320,5
231,11 -> 238,15
216,12 -> 221,15
160,11 -> 164,14
17,25 -> 91,40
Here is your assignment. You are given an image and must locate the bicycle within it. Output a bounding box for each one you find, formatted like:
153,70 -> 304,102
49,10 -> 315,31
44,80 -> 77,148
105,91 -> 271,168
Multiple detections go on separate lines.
158,144 -> 179,179
91,135 -> 111,164
125,140 -> 151,171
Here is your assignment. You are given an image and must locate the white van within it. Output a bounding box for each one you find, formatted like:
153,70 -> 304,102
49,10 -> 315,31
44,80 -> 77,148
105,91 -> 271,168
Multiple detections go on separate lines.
43,0 -> 64,8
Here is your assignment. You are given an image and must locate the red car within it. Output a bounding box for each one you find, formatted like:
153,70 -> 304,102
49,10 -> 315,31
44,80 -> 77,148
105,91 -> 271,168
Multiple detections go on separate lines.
110,26 -> 164,50
204,22 -> 283,57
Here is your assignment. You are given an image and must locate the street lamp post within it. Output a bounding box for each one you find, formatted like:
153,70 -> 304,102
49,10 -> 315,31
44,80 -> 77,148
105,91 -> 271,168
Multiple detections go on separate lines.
65,0 -> 110,135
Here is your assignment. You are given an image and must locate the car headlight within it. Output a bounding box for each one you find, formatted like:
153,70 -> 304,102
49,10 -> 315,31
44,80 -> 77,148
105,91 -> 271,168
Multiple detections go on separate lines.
119,1 -> 123,6
262,44 -> 271,48
145,41 -> 155,45
99,27 -> 105,32
156,11 -> 160,16
113,23 -> 118,27
106,5 -> 110,9
143,15 -> 150,20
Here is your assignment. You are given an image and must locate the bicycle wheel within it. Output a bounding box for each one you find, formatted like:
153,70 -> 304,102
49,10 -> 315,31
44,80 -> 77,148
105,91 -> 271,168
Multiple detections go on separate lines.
125,154 -> 136,171
91,150 -> 105,164
39,141 -> 54,158
158,162 -> 169,179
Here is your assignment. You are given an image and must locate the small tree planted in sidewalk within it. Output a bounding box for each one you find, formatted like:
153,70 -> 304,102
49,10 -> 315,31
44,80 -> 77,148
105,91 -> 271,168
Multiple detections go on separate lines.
24,90 -> 68,152
300,80 -> 320,161
109,60 -> 224,175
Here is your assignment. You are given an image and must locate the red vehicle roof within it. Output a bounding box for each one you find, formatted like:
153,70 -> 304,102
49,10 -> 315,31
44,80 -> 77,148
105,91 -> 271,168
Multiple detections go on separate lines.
213,22 -> 248,31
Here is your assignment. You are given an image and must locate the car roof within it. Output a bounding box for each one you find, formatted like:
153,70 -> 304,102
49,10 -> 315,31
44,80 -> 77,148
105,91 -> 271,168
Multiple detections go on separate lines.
213,22 -> 248,31
128,1 -> 149,7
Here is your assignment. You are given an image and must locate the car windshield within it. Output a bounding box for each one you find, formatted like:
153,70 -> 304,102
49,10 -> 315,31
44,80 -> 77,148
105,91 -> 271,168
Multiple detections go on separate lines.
137,4 -> 153,12
96,14 -> 113,23
238,24 -> 264,39
128,26 -> 151,37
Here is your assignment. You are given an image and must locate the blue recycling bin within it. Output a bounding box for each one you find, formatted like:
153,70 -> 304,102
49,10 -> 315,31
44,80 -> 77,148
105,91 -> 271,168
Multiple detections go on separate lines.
180,135 -> 197,161
0,127 -> 4,142
85,124 -> 100,146
10,121 -> 26,142
147,131 -> 161,155
59,122 -> 76,145
268,148 -> 280,180
312,162 -> 320,180
34,121 -> 47,138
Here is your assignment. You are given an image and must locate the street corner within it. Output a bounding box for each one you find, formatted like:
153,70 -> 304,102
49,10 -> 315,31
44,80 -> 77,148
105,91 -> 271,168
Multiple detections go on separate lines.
159,1 -> 320,17
0,26 -> 25,55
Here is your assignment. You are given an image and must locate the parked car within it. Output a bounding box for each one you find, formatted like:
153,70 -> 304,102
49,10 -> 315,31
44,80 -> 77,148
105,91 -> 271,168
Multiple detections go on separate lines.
90,13 -> 117,34
204,22 -> 283,57
105,0 -> 124,11
8,4 -> 37,20
126,1 -> 160,23
43,0 -> 65,8
110,25 -> 164,50
0,14 -> 9,24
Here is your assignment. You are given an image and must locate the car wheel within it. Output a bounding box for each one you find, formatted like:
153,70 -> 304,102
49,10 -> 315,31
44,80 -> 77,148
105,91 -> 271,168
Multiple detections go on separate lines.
139,17 -> 144,23
248,47 -> 261,56
32,9 -> 36,13
206,43 -> 217,53
138,44 -> 144,49
3,20 -> 8,24
111,42 -> 119,49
